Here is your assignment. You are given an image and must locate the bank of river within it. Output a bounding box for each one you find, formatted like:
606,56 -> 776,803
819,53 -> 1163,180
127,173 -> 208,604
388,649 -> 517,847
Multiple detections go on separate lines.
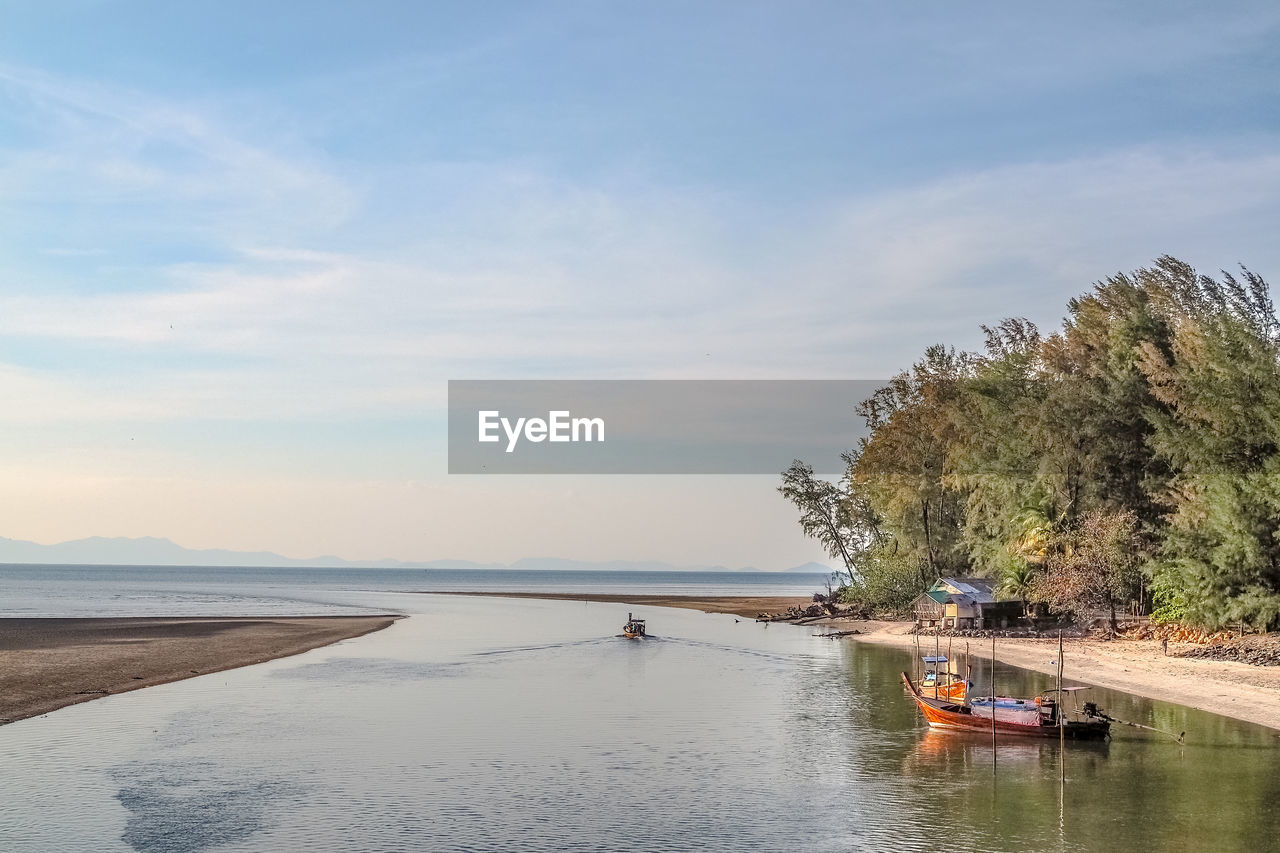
822,617 -> 1280,733
440,592 -> 1280,733
0,615 -> 400,725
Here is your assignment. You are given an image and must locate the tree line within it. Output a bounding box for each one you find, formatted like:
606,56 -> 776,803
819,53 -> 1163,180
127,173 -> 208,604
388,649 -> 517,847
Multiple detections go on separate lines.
780,256 -> 1280,630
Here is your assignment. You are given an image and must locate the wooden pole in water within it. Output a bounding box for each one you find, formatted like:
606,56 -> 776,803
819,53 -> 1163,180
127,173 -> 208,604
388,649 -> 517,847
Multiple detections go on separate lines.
915,630 -> 921,683
1058,631 -> 1065,768
965,641 -> 971,705
1059,630 -> 1066,830
934,631 -> 940,699
991,631 -> 997,769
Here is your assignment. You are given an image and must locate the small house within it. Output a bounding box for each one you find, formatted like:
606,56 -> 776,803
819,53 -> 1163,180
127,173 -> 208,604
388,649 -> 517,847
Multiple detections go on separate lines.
912,577 -> 1023,630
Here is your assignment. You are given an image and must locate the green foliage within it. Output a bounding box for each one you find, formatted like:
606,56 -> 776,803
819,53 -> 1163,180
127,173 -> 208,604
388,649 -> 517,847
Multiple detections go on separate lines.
842,546 -> 928,615
947,320 -> 1051,575
780,256 -> 1280,629
851,345 -> 972,581
1149,565 -> 1190,624
831,584 -> 863,606
778,455 -> 884,586
994,553 -> 1038,612
1136,259 -> 1280,630
777,458 -> 855,581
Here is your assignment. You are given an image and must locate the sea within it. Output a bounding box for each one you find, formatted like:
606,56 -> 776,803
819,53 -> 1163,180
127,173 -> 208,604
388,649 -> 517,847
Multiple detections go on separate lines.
0,564 -> 1277,852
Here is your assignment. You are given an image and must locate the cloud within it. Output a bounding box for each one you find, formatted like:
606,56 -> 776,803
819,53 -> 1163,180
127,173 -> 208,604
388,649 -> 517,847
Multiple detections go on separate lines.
796,146 -> 1280,337
1,127 -> 1278,429
1,25 -> 1277,563
1,67 -> 1277,456
0,63 -> 356,241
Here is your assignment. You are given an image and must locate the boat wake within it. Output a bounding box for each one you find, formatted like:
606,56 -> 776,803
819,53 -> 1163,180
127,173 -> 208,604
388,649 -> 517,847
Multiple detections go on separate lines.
470,638 -> 611,658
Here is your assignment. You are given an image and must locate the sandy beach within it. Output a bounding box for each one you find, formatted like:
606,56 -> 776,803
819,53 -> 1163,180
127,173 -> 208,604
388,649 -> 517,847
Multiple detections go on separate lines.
0,615 -> 399,726
833,618 -> 1280,733
430,591 -> 1280,733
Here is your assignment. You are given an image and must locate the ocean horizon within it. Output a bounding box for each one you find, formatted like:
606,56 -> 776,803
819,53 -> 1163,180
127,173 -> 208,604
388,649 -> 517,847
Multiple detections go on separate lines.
0,564 -> 829,619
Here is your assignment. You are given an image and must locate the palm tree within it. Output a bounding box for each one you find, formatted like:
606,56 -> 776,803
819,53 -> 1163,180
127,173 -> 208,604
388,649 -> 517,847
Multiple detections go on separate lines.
1011,503 -> 1053,565
997,557 -> 1037,618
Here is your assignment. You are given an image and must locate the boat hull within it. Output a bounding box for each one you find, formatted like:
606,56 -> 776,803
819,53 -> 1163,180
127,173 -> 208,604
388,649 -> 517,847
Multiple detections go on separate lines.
901,673 -> 1109,740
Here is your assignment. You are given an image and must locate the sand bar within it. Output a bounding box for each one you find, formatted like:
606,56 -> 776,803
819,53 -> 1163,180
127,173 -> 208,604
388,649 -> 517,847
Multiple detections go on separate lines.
424,590 -> 810,618
0,615 -> 399,726
427,591 -> 1280,733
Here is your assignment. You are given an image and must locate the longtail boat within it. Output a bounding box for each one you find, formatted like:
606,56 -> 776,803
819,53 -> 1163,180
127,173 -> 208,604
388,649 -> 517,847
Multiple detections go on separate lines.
901,673 -> 1110,740
915,655 -> 970,700
622,612 -> 647,639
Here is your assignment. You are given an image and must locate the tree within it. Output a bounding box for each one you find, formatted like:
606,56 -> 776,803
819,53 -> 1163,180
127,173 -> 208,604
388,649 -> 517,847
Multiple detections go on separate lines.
778,457 -> 879,586
852,345 -> 973,584
995,555 -> 1038,617
777,256 -> 1279,630
846,545 -> 928,615
1136,261 -> 1280,629
1038,267 -> 1177,536
947,318 -> 1052,575
1034,510 -> 1144,630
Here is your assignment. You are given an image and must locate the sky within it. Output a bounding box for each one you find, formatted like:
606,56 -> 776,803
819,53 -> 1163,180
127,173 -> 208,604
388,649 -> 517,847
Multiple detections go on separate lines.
0,1 -> 1278,568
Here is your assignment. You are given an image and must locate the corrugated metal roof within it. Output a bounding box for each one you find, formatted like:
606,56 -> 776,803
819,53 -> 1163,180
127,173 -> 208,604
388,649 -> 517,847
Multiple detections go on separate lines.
929,577 -> 1000,604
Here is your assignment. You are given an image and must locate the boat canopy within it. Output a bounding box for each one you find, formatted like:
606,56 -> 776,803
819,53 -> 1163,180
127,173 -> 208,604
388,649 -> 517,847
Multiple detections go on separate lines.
969,697 -> 1042,726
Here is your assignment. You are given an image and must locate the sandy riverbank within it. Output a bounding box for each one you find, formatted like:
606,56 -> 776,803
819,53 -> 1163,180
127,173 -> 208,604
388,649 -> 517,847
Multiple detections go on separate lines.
0,615 -> 400,726
829,617 -> 1280,733
428,591 -> 1280,733
425,591 -> 811,618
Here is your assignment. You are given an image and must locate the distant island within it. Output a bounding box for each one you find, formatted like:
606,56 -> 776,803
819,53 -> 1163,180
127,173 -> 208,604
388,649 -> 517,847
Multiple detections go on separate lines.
0,534 -> 830,575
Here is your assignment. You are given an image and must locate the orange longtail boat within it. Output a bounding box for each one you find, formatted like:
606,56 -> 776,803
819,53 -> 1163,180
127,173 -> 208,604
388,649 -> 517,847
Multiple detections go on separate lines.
914,655 -> 970,700
901,673 -> 1110,740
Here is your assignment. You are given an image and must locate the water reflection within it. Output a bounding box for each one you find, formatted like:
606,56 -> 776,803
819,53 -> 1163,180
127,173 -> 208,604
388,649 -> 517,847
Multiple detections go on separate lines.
0,596 -> 1276,853
113,760 -> 298,853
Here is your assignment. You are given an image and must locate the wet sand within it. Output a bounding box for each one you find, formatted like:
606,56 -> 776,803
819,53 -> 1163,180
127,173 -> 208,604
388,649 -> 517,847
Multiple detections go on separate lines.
429,591 -> 1280,733
425,590 -> 810,618
0,615 -> 399,726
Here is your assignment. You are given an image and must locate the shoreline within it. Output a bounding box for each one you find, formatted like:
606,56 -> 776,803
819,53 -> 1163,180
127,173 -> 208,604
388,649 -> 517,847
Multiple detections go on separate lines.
422,591 -> 1280,733
424,590 -> 812,617
824,617 -> 1280,733
0,614 -> 400,726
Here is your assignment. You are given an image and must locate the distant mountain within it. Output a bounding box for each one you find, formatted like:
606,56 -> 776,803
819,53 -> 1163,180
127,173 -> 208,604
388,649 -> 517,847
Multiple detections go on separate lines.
0,535 -> 425,568
784,561 -> 835,574
418,558 -> 493,570
0,534 -> 830,574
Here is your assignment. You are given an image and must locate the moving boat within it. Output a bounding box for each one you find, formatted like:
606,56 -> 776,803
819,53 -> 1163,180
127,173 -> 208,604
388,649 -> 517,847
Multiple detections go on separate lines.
901,673 -> 1110,740
623,613 -> 646,639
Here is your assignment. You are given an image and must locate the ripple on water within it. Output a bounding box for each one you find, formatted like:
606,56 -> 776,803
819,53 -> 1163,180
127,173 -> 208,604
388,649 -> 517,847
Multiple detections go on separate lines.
269,657 -> 473,683
2,595 -> 1278,853
112,760 -> 298,853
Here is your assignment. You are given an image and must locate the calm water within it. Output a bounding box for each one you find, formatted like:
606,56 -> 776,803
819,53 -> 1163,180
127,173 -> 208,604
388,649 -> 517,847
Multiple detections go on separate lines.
0,572 -> 1277,851
0,564 -> 829,617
